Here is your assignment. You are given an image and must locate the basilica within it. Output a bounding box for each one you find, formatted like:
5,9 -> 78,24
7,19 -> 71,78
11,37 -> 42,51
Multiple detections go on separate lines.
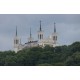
14,21 -> 58,53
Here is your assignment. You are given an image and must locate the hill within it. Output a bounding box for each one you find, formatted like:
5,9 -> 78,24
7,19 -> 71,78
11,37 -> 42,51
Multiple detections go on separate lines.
0,42 -> 80,66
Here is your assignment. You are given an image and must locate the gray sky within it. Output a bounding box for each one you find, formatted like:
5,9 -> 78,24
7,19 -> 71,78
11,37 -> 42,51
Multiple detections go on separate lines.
0,14 -> 80,51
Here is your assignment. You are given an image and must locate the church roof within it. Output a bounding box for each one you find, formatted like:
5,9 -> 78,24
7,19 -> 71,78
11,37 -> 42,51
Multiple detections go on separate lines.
25,41 -> 38,44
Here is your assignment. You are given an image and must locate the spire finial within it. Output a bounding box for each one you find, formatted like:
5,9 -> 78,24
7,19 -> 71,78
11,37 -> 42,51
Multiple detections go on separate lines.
40,20 -> 42,31
30,27 -> 32,38
54,22 -> 56,33
16,26 -> 17,36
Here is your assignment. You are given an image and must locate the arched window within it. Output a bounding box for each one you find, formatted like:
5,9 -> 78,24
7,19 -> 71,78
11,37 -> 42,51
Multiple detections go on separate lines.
53,36 -> 55,40
16,40 -> 18,44
53,36 -> 57,40
40,34 -> 41,39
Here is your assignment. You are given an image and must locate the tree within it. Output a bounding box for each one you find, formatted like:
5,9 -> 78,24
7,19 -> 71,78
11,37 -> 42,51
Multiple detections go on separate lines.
4,55 -> 18,66
69,42 -> 80,53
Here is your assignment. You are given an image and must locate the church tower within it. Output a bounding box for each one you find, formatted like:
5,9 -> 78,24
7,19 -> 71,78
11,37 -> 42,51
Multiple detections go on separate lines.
28,27 -> 33,42
52,22 -> 57,47
38,20 -> 44,41
14,26 -> 20,53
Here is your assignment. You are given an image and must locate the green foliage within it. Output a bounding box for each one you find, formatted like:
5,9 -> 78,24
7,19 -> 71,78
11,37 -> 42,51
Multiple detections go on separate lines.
69,42 -> 80,53
0,42 -> 80,66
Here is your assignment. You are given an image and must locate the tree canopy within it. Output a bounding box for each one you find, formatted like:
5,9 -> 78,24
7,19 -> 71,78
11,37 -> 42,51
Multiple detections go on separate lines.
0,42 -> 80,66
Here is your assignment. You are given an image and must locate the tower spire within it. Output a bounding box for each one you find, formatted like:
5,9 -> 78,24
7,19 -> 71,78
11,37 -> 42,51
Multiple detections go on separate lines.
38,20 -> 44,40
54,22 -> 56,33
16,26 -> 17,36
14,26 -> 20,53
30,27 -> 32,38
40,20 -> 42,31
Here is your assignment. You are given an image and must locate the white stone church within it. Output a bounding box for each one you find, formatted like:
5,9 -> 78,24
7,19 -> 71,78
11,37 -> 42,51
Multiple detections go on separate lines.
14,21 -> 58,53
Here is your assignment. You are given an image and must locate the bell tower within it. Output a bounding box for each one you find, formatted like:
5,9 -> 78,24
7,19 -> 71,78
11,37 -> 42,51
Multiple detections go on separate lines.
28,27 -> 33,42
14,26 -> 20,53
52,22 -> 57,47
38,20 -> 44,41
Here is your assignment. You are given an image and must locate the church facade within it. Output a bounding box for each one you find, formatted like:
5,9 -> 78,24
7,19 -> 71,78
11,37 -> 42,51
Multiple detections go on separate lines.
14,21 -> 58,53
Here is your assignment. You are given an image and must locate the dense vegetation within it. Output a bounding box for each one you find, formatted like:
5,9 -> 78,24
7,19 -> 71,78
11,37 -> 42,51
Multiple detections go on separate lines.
0,42 -> 80,66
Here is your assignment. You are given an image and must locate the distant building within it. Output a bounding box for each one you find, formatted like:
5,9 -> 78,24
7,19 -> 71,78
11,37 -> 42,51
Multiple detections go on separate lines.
14,21 -> 58,53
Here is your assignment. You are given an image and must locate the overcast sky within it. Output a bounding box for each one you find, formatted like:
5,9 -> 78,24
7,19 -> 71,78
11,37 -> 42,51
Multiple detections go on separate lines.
0,14 -> 80,51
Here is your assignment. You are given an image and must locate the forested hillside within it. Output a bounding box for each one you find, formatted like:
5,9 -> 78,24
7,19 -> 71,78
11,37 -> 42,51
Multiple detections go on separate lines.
0,42 -> 80,66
